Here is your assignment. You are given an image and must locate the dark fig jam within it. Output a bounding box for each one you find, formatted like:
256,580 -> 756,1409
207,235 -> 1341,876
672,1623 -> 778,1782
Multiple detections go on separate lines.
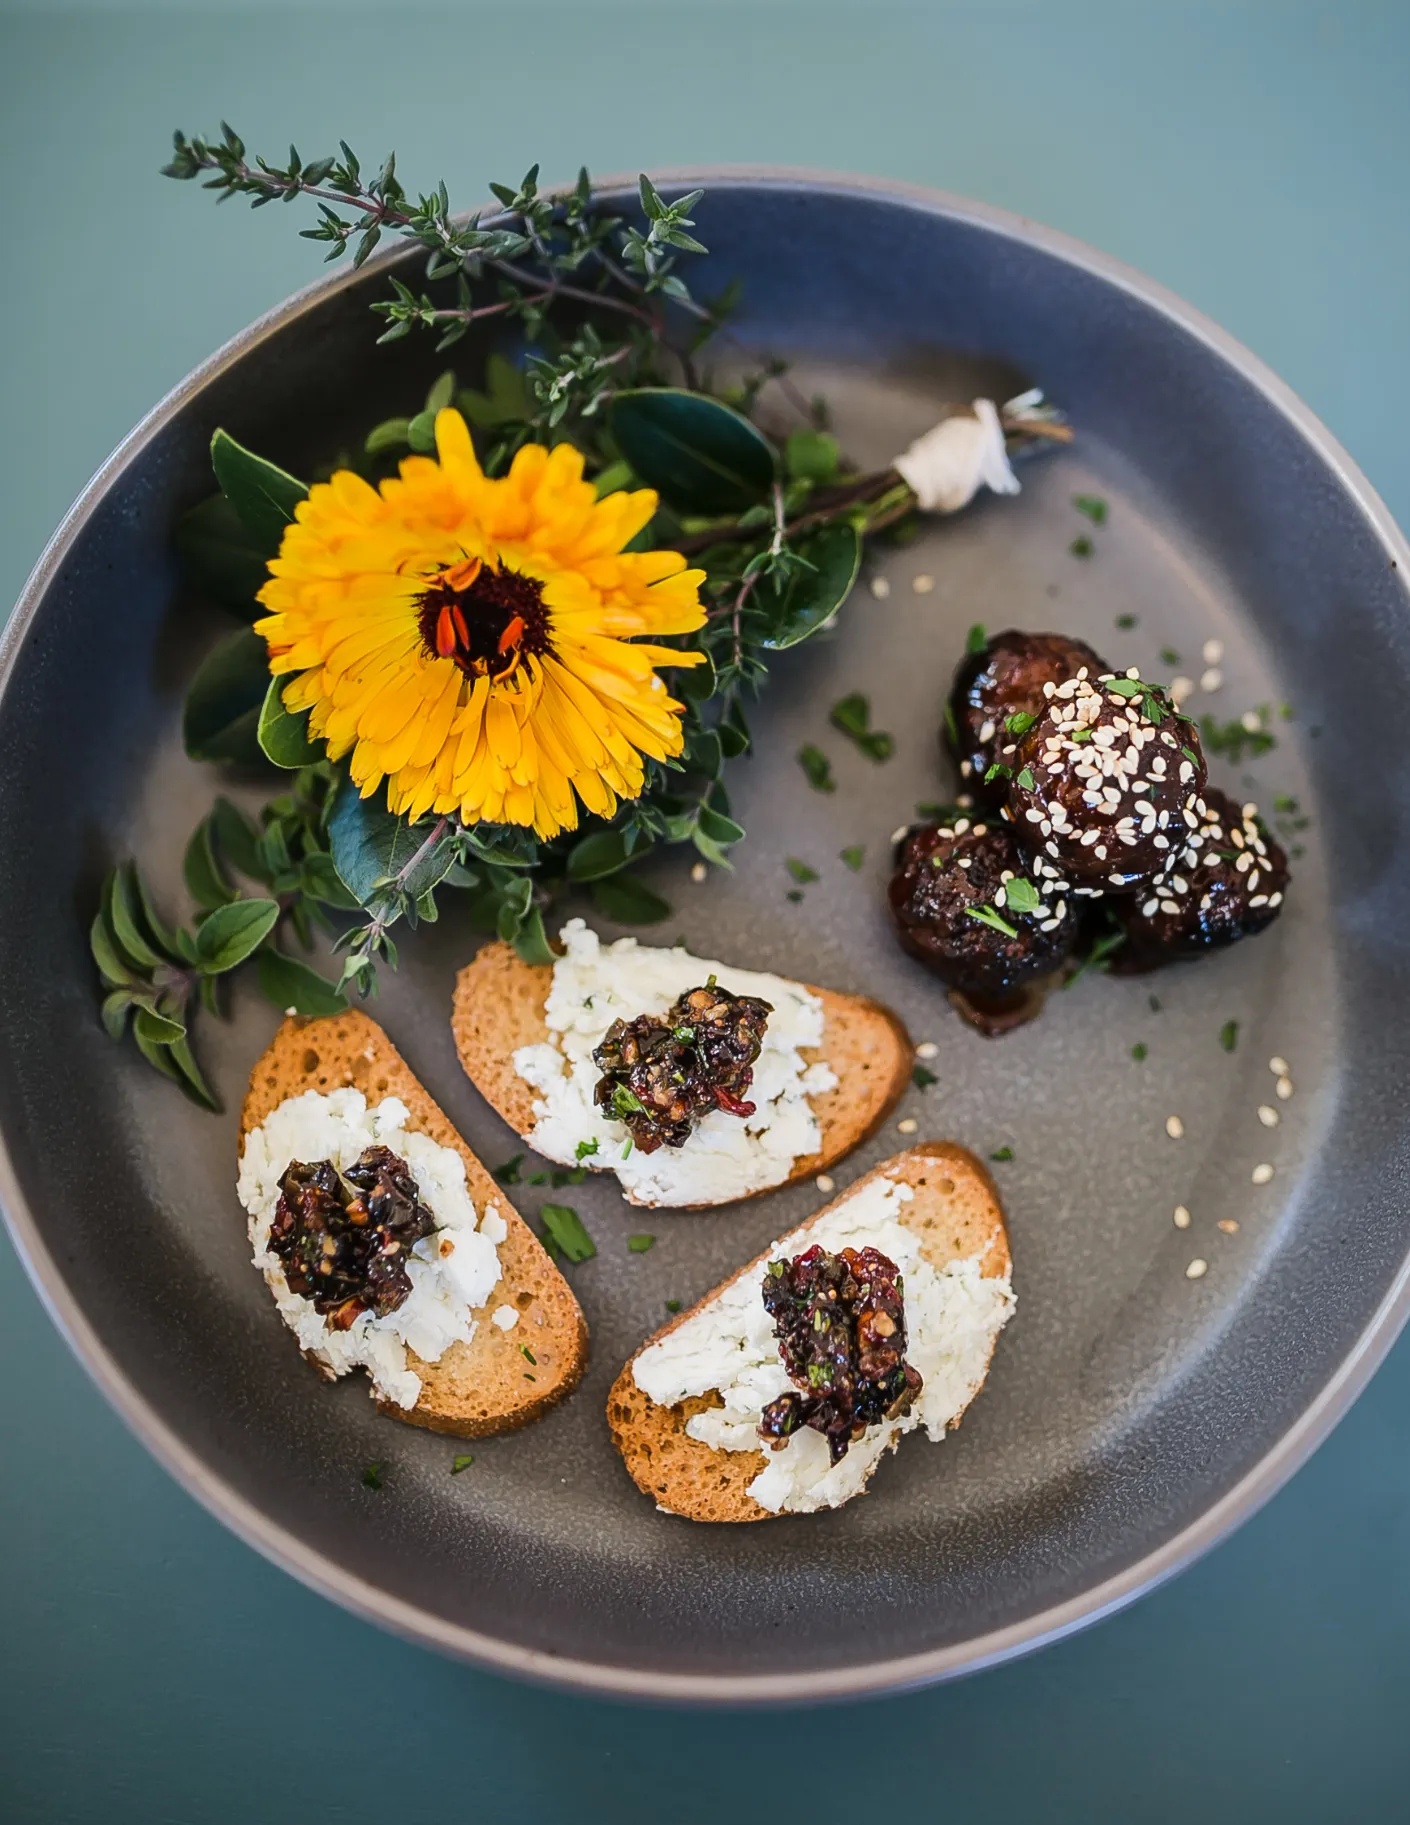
592,979 -> 772,1154
270,1145 -> 436,1330
758,1243 -> 923,1464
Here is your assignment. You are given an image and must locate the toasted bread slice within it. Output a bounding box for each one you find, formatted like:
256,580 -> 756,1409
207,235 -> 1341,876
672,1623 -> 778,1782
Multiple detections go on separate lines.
451,940 -> 912,1208
607,1143 -> 1011,1522
240,1010 -> 587,1437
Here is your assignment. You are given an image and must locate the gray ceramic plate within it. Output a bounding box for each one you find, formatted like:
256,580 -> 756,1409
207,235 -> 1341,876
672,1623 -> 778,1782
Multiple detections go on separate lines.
5,171 -> 1409,1703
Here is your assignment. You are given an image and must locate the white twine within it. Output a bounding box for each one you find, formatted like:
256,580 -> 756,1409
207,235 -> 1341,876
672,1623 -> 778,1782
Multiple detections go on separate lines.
892,398 -> 1020,514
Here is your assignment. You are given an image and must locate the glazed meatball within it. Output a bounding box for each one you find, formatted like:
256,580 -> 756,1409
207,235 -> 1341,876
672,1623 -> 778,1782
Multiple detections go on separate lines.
1005,671 -> 1209,892
1112,787 -> 1289,969
946,629 -> 1109,806
888,813 -> 1080,1001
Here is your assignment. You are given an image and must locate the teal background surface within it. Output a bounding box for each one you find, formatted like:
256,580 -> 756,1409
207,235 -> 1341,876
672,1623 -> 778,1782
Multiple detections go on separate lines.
2,4 -> 1408,1818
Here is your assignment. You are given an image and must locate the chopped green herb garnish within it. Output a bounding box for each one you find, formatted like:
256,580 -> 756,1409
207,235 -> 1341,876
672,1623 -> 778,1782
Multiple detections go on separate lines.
1201,712 -> 1276,762
786,888 -> 805,903
574,1138 -> 599,1162
1070,534 -> 1093,558
966,904 -> 1019,939
1273,794 -> 1298,814
1220,1019 -> 1239,1053
520,1343 -> 538,1365
1016,766 -> 1036,791
798,743 -> 836,793
627,1234 -> 656,1253
829,691 -> 870,737
1149,994 -> 1162,1013
491,1153 -> 524,1186
1003,876 -> 1041,915
539,1203 -> 596,1264
610,1083 -> 646,1120
1116,612 -> 1138,629
965,622 -> 987,654
990,1145 -> 1014,1163
551,1166 -> 587,1188
1181,745 -> 1200,764
943,699 -> 959,745
786,857 -> 820,884
916,801 -> 949,817
1131,1042 -> 1148,1062
1070,727 -> 1094,742
1280,701 -> 1295,720
1107,678 -> 1142,698
840,844 -> 865,871
621,1139 -> 633,1159
1074,493 -> 1108,525
665,1299 -> 682,1313
362,1464 -> 384,1491
984,761 -> 1012,784
1004,710 -> 1039,736
1160,647 -> 1181,667
451,1454 -> 474,1474
1063,926 -> 1127,986
912,1063 -> 938,1090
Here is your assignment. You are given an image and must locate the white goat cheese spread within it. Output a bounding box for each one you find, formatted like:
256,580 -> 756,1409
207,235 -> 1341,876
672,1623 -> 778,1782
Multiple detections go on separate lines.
631,1174 -> 1014,1513
237,1088 -> 505,1409
512,919 -> 838,1206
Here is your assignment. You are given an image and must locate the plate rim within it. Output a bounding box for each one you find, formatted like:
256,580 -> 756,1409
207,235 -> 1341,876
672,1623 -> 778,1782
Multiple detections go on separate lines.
5,165 -> 1409,1704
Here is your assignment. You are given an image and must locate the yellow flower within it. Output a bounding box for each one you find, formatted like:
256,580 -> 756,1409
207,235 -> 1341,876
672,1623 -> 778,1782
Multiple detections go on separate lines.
254,408 -> 707,840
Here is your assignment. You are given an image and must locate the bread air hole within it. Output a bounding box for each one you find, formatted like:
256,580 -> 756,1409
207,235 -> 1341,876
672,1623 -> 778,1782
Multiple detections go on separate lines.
302,1049 -> 320,1074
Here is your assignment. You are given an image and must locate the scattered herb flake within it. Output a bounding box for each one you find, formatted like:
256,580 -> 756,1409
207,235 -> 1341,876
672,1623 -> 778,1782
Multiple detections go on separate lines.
1070,534 -> 1093,558
1131,1042 -> 1148,1062
1160,647 -> 1181,667
1107,678 -> 1142,698
786,889 -> 805,903
621,1139 -> 633,1159
628,1234 -> 656,1253
1070,727 -> 1095,743
1280,701 -> 1295,720
944,699 -> 959,745
1201,712 -> 1276,762
829,691 -> 870,738
1003,876 -> 1041,915
1149,994 -> 1162,1013
528,1172 -> 550,1185
966,623 -> 987,653
491,1153 -> 524,1186
1116,612 -> 1138,629
519,1343 -> 538,1365
666,1299 -> 682,1313
912,1063 -> 938,1090
1273,794 -> 1298,814
786,857 -> 820,884
985,762 -> 1013,783
1064,926 -> 1127,987
1016,766 -> 1036,791
840,845 -> 865,871
798,743 -> 836,793
539,1203 -> 596,1264
990,1145 -> 1014,1163
451,1454 -> 474,1474
362,1464 -> 384,1491
1004,710 -> 1039,736
1074,493 -> 1108,525
1220,1020 -> 1239,1053
574,1138 -> 599,1162
966,904 -> 1019,939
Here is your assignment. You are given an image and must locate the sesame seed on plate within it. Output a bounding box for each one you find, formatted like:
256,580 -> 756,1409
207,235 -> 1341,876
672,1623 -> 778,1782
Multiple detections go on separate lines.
1202,638 -> 1224,665
1166,1114 -> 1185,1139
1173,1205 -> 1191,1229
869,575 -> 891,599
912,573 -> 935,594
815,1174 -> 835,1193
915,1041 -> 939,1060
690,861 -> 707,883
1185,1258 -> 1208,1280
1269,1055 -> 1289,1076
897,1118 -> 919,1135
1276,1076 -> 1294,1100
1200,667 -> 1223,692
1218,1219 -> 1240,1234
890,825 -> 909,845
1171,675 -> 1195,704
1258,1104 -> 1279,1127
1240,709 -> 1263,733
1251,1162 -> 1275,1185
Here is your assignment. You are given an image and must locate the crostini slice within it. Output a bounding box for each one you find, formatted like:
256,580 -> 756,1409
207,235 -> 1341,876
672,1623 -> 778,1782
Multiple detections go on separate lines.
239,1009 -> 587,1437
607,1143 -> 1013,1521
451,920 -> 912,1209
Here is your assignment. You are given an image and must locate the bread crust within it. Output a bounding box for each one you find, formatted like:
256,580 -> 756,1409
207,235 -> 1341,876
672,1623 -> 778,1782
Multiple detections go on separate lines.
450,941 -> 912,1208
240,1010 -> 588,1437
605,1143 -> 1011,1522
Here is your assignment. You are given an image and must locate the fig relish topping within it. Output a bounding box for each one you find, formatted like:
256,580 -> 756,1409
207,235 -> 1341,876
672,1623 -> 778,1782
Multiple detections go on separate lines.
758,1243 -> 923,1465
270,1145 -> 436,1330
592,978 -> 773,1154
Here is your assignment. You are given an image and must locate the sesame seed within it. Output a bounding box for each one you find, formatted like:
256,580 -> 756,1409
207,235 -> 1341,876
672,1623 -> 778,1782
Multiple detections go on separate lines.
1251,1162 -> 1275,1185
1202,638 -> 1224,665
897,1118 -> 919,1135
1276,1076 -> 1294,1101
690,861 -> 707,884
1185,1258 -> 1208,1280
1200,667 -> 1223,692
912,573 -> 935,594
869,575 -> 891,599
1171,675 -> 1195,703
1269,1055 -> 1289,1076
956,793 -> 974,808
1166,1115 -> 1185,1139
815,1174 -> 835,1193
1240,709 -> 1262,733
1218,1219 -> 1240,1234
1173,1205 -> 1191,1229
1258,1104 -> 1279,1127
890,825 -> 909,845
915,1041 -> 939,1060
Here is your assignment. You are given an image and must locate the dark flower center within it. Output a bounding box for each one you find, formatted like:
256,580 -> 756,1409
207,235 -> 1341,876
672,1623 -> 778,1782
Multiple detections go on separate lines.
417,557 -> 551,681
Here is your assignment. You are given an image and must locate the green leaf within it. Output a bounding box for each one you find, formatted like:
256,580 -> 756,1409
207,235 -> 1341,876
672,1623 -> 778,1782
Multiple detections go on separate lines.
327,783 -> 456,908
1073,493 -> 1108,525
539,1203 -> 596,1265
182,626 -> 270,765
912,1063 -> 938,1090
609,388 -> 775,515
696,806 -> 744,847
184,818 -> 236,911
300,850 -> 360,909
966,904 -> 1018,939
797,744 -> 835,793
209,429 -> 308,556
174,493 -> 269,617
255,948 -> 349,1016
675,653 -> 717,702
101,990 -> 133,1041
829,692 -> 870,738
759,523 -> 861,651
258,676 -> 322,768
364,416 -> 412,455
567,828 -> 633,882
194,898 -> 280,973
784,429 -> 840,483
133,1022 -> 181,1083
966,623 -> 988,654
108,867 -> 165,971
840,845 -> 865,871
451,1454 -> 475,1475
491,1154 -> 524,1186
211,797 -> 267,882
786,857 -> 819,884
1003,876 -> 1042,915
458,353 -> 530,428
134,1005 -> 186,1046
627,1234 -> 656,1254
512,905 -> 555,967
425,369 -> 457,413
591,872 -> 671,925
91,908 -> 138,989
